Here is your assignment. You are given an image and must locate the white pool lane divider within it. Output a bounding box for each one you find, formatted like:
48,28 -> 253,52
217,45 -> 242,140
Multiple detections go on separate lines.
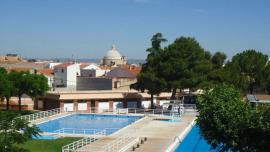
165,118 -> 196,152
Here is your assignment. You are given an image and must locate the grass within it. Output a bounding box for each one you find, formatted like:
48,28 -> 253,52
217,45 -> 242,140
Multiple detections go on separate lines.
19,137 -> 81,152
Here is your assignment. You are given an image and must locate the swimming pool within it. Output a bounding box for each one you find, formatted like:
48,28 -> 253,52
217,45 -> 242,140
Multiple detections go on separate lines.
38,114 -> 142,135
175,126 -> 217,152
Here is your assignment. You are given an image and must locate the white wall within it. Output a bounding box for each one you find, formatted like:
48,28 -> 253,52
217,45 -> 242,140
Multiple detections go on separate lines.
64,103 -> 74,112
48,63 -> 61,69
99,102 -> 109,110
66,64 -> 80,88
83,64 -> 100,70
141,101 -> 151,108
78,102 -> 87,111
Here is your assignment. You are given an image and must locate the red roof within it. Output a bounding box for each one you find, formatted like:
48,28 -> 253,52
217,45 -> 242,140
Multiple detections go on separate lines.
37,69 -> 54,76
120,64 -> 141,76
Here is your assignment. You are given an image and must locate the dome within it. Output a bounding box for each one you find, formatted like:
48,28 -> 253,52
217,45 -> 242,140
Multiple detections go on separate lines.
104,45 -> 122,60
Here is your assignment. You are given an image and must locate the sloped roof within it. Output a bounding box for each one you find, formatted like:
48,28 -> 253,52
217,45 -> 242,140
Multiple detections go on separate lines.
105,67 -> 136,78
120,64 -> 141,76
38,69 -> 54,76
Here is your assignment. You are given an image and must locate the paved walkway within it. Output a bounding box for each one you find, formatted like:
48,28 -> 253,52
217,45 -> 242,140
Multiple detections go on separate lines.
76,112 -> 197,152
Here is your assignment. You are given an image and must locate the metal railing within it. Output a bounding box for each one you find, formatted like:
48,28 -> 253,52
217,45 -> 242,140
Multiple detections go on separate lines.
62,130 -> 106,152
19,108 -> 65,122
104,134 -> 137,152
114,108 -> 184,117
55,128 -> 119,137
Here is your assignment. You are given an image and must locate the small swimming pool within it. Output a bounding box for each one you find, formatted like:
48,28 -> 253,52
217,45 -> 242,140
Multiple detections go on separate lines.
38,114 -> 142,135
175,126 -> 217,152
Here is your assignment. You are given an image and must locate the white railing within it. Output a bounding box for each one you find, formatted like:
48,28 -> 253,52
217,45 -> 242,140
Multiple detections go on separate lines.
19,108 -> 65,122
104,135 -> 137,152
55,128 -> 119,137
62,130 -> 106,152
115,108 -> 183,117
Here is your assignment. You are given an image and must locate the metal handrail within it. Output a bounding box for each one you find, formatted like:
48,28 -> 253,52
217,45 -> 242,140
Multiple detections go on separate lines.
19,108 -> 65,122
55,128 -> 120,136
62,130 -> 106,152
103,133 -> 137,152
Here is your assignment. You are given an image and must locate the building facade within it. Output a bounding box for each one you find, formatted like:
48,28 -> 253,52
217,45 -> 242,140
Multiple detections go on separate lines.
53,63 -> 80,89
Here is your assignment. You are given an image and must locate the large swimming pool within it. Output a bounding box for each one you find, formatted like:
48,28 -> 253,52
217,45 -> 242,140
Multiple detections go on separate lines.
38,114 -> 142,135
175,126 -> 217,152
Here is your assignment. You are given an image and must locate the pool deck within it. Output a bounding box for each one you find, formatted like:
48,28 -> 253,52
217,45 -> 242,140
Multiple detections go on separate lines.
76,112 -> 197,152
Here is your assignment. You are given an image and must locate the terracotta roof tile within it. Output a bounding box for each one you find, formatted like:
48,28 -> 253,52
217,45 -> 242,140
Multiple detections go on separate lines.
37,69 -> 54,76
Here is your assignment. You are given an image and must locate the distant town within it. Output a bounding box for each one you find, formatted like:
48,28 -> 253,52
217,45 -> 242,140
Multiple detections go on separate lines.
0,45 -> 168,111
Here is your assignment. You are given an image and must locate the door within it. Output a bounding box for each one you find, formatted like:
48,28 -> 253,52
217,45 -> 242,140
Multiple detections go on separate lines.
78,102 -> 87,111
64,103 -> 74,112
99,102 -> 109,111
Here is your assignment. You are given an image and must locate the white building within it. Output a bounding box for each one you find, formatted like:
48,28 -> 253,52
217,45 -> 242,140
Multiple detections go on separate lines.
47,62 -> 62,69
80,63 -> 110,77
102,45 -> 127,67
53,63 -> 80,89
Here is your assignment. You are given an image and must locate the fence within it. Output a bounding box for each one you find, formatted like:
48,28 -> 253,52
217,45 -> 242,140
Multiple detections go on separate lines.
104,134 -> 138,152
55,128 -> 120,137
62,130 -> 106,152
19,108 -> 65,122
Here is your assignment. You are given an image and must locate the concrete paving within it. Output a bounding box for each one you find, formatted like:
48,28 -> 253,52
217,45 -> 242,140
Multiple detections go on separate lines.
76,112 -> 197,152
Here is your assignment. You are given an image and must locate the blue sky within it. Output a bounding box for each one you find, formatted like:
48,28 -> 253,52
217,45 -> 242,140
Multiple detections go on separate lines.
0,0 -> 269,59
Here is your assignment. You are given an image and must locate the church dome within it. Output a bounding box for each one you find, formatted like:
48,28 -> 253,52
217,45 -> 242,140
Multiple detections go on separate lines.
104,45 -> 122,60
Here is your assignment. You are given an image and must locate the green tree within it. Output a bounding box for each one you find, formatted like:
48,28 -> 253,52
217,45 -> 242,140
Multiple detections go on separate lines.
0,111 -> 40,152
8,71 -> 31,111
226,50 -> 268,94
204,52 -> 229,88
0,68 -> 8,103
27,74 -> 49,108
161,37 -> 212,98
132,33 -> 167,108
197,85 -> 270,151
262,63 -> 270,94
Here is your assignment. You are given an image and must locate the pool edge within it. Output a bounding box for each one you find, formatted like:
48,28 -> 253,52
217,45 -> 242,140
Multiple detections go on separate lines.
165,118 -> 196,152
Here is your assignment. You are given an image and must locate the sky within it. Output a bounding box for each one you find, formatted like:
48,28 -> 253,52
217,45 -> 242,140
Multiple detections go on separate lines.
0,0 -> 269,60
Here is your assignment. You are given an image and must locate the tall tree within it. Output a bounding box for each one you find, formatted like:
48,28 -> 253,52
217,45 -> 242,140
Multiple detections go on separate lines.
8,71 -> 31,111
160,37 -> 212,99
226,50 -> 268,94
204,52 -> 229,88
28,74 -> 49,109
132,33 -> 167,108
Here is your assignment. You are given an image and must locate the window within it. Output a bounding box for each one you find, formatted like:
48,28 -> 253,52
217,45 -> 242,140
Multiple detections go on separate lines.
61,69 -> 64,73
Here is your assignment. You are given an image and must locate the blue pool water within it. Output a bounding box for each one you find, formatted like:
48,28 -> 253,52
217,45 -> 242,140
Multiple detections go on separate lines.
38,114 -> 142,135
175,126 -> 217,152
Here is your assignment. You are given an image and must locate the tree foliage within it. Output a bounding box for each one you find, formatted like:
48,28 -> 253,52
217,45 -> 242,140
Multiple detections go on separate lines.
0,111 -> 40,152
132,33 -> 167,108
197,85 -> 270,152
225,50 -> 269,94
0,69 -> 49,110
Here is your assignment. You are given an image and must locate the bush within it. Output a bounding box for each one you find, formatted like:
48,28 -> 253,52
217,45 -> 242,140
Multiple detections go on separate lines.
196,85 -> 270,151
